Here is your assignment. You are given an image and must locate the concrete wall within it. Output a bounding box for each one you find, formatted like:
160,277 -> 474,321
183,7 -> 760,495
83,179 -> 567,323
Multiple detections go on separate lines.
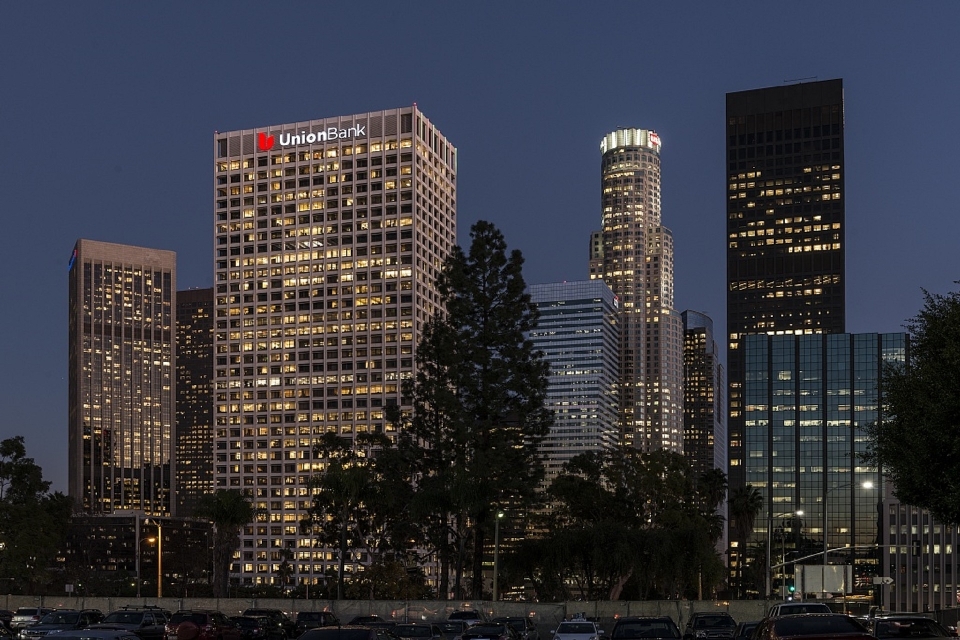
0,596 -> 775,631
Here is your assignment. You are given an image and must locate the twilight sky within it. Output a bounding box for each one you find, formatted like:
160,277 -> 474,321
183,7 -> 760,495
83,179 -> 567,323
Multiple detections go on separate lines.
2,2 -> 958,492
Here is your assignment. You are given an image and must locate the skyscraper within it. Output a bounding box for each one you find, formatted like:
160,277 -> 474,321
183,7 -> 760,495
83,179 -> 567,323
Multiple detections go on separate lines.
681,310 -> 725,477
591,129 -> 683,451
68,239 -> 176,516
176,287 -> 214,517
528,280 -> 620,490
213,106 -> 456,587
726,78 -> 846,493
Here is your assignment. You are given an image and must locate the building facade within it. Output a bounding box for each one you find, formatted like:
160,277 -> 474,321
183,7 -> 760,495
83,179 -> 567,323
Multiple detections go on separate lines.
528,281 -> 621,491
590,129 -> 683,452
726,78 -> 846,491
681,310 -> 725,477
213,106 -> 456,586
736,333 -> 905,601
176,287 -> 214,517
68,239 -> 176,516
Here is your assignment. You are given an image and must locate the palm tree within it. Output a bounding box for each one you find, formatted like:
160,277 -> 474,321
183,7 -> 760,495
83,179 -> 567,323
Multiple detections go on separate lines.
196,489 -> 255,598
727,485 -> 763,597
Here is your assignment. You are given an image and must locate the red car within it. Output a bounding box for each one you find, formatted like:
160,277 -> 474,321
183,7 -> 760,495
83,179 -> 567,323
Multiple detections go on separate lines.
164,611 -> 241,640
753,615 -> 874,640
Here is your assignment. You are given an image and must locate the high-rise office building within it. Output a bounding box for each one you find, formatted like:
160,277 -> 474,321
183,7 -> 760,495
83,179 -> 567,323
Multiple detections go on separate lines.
736,333 -> 903,598
176,287 -> 214,517
528,281 -> 620,490
68,239 -> 176,516
681,310 -> 725,477
213,106 -> 456,586
590,129 -> 683,451
726,79 -> 846,491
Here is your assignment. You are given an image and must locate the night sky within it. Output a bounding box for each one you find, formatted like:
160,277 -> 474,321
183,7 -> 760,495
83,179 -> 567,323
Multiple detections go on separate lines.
3,2 -> 958,492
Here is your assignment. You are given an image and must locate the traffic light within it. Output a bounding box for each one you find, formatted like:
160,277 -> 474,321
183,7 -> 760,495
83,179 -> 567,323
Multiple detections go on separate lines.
786,578 -> 796,594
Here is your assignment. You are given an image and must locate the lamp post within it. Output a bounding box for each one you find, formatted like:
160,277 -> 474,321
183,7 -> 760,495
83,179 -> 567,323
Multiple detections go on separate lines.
492,510 -> 505,604
821,480 -> 873,596
144,518 -> 163,598
767,509 -> 803,598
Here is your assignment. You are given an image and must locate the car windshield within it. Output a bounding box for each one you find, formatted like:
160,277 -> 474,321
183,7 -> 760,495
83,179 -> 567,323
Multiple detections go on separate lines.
42,613 -> 80,625
16,610 -> 40,616
170,614 -> 208,626
558,624 -> 596,634
773,617 -> 862,637
875,619 -> 949,639
695,618 -> 735,629
299,614 -> 328,621
614,622 -> 680,639
302,631 -> 372,640
396,626 -> 433,637
736,625 -> 757,639
439,624 -> 467,634
468,625 -> 506,635
232,619 -> 263,629
103,614 -> 143,625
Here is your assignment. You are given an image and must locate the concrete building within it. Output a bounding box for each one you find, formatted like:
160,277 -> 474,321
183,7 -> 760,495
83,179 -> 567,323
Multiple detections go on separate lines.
212,106 -> 456,586
528,280 -> 620,490
176,287 -> 214,517
68,239 -> 176,516
590,129 -> 683,452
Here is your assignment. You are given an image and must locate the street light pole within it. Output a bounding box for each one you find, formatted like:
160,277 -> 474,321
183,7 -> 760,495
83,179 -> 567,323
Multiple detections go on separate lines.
145,518 -> 163,599
822,481 -> 873,595
767,509 -> 802,598
135,516 -> 141,598
492,510 -> 504,604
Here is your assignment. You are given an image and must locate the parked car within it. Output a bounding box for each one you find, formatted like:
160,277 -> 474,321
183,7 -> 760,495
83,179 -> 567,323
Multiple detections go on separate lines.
349,617 -> 386,627
683,613 -> 737,640
241,610 -> 295,638
492,618 -> 538,640
461,624 -> 521,640
449,613 -> 486,626
90,608 -> 169,640
437,621 -> 473,640
231,617 -> 285,640
870,615 -> 953,639
765,605 -> 831,619
753,614 -> 873,640
10,610 -> 53,632
553,621 -> 604,640
164,611 -> 241,640
733,622 -> 759,640
294,613 -> 340,637
394,624 -> 443,640
300,628 -> 393,640
19,609 -> 104,639
611,617 -> 682,640
50,632 -> 141,640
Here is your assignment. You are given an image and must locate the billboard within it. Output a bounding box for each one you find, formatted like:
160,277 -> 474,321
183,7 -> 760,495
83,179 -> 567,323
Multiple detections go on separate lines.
796,564 -> 854,595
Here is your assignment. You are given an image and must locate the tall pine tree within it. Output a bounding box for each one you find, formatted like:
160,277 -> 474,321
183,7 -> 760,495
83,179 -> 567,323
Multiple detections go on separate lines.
395,220 -> 552,598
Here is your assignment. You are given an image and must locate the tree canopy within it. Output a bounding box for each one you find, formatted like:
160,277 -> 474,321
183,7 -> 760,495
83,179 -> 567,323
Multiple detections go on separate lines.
0,436 -> 72,593
865,286 -> 960,524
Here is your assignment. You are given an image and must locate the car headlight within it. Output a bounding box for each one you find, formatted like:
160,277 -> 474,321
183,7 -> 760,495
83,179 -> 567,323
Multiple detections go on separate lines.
696,632 -> 708,638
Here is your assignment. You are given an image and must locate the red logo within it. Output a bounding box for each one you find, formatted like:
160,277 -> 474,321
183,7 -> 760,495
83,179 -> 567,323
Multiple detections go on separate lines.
258,132 -> 275,151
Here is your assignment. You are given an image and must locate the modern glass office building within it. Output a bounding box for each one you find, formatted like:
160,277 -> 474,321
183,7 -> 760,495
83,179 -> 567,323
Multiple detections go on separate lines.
68,239 -> 176,516
528,281 -> 620,490
175,287 -> 214,517
212,106 -> 456,586
681,310 -> 725,477
590,128 -> 683,452
738,332 -> 905,598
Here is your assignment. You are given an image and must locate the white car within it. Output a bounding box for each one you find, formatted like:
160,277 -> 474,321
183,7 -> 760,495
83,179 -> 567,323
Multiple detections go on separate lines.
553,622 -> 604,640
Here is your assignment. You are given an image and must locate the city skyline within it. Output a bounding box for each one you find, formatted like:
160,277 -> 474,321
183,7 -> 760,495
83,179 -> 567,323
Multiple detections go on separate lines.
3,3 -> 960,491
